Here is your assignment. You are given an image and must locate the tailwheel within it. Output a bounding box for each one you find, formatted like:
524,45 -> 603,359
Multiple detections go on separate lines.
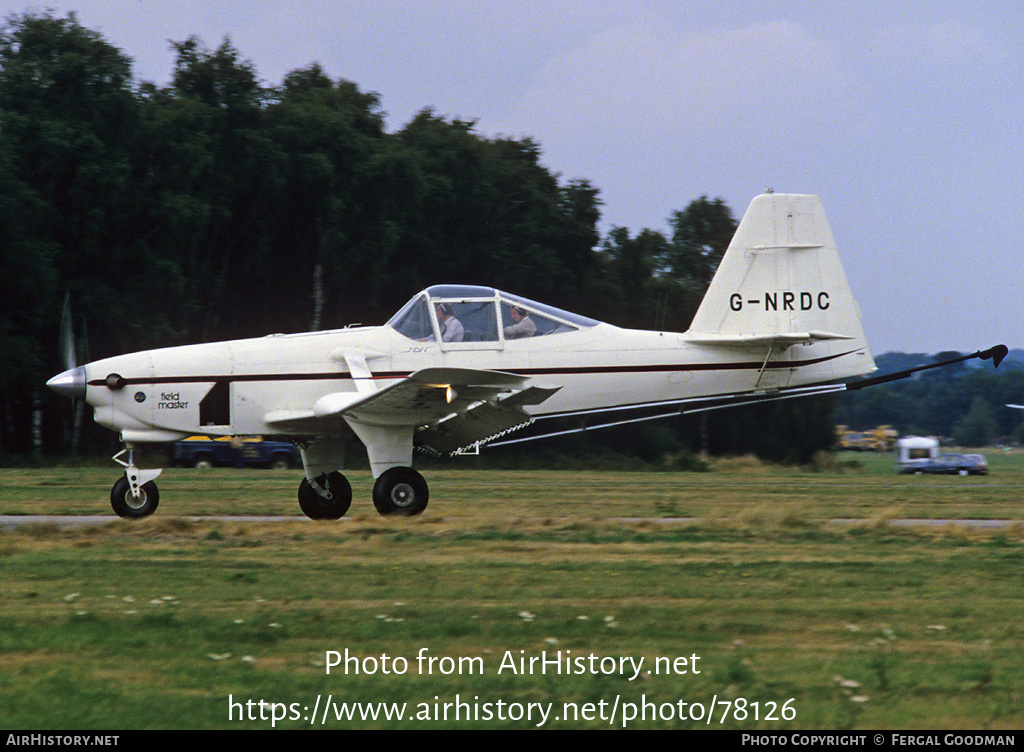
110,476 -> 159,518
298,471 -> 352,520
372,467 -> 429,516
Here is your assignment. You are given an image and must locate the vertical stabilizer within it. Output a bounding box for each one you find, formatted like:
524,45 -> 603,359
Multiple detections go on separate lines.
686,193 -> 875,383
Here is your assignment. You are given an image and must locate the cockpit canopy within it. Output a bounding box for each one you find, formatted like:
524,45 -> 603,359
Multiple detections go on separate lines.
387,285 -> 599,343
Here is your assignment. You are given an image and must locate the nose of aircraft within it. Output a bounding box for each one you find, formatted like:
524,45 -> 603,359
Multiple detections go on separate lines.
46,366 -> 86,401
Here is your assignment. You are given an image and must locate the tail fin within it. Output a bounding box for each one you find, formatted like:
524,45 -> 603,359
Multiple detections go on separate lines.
685,193 -> 875,384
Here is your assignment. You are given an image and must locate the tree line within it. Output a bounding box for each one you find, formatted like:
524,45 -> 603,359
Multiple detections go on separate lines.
3,12 -> 1014,464
835,353 -> 1024,448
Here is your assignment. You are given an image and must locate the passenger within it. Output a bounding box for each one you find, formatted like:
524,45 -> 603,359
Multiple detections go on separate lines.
504,306 -> 537,339
435,303 -> 464,342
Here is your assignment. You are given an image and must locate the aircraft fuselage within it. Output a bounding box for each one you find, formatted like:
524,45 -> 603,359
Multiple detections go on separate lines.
77,319 -> 868,444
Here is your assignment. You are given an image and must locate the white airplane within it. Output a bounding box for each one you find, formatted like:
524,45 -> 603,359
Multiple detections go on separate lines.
46,193 -> 1007,519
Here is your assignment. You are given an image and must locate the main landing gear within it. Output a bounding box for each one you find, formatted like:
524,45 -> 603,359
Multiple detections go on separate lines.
295,467 -> 429,519
298,472 -> 352,519
296,437 -> 429,519
372,467 -> 429,516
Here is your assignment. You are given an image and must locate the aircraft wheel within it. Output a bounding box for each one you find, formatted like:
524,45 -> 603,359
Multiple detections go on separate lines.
298,472 -> 352,520
372,467 -> 429,516
110,477 -> 159,519
269,453 -> 292,470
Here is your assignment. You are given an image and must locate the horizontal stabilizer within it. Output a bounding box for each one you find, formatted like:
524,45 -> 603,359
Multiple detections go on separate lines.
683,330 -> 854,348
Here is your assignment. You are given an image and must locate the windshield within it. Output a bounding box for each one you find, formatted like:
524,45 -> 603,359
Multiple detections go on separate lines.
387,286 -> 600,341
388,294 -> 434,340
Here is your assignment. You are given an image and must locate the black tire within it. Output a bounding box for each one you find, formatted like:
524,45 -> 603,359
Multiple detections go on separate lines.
110,476 -> 159,518
298,472 -> 352,520
269,453 -> 292,470
372,467 -> 429,516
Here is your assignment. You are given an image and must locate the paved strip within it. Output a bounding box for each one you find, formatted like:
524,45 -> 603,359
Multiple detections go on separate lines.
2,515 -> 1021,530
0,515 -> 308,529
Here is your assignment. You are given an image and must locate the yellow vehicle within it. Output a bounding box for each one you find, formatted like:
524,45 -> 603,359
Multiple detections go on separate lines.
172,435 -> 299,469
836,425 -> 898,452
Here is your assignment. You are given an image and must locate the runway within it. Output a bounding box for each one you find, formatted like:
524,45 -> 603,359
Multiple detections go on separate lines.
0,514 -> 303,529
1,515 -> 1020,530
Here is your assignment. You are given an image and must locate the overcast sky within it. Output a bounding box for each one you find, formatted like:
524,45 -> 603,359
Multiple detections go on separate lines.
21,1 -> 1023,354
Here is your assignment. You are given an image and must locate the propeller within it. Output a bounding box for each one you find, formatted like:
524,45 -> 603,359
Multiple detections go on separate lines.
48,294 -> 89,455
46,293 -> 86,401
59,293 -> 77,371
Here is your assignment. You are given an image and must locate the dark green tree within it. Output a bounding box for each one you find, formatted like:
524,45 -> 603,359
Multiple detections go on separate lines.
266,64 -> 387,331
0,129 -> 57,452
0,12 -> 140,451
159,37 -> 285,341
0,11 -> 138,342
666,196 -> 736,286
954,396 -> 997,447
387,111 -> 601,313
592,227 -> 668,328
655,195 -> 740,332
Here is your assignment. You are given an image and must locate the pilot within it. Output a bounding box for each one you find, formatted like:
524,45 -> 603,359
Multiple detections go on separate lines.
435,303 -> 464,342
503,306 -> 536,339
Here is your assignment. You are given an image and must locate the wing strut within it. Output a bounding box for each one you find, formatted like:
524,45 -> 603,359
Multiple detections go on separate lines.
754,345 -> 774,389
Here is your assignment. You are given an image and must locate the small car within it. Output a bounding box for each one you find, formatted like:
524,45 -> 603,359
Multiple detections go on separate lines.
172,436 -> 299,469
899,453 -> 988,476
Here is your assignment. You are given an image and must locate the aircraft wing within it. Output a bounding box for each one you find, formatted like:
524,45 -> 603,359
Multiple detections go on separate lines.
265,367 -> 560,453
414,384 -> 560,453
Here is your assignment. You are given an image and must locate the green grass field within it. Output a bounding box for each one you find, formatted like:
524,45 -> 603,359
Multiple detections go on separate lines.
2,452 -> 1023,729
